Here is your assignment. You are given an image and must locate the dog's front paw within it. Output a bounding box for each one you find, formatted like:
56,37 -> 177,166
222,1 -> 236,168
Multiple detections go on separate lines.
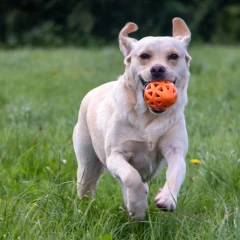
127,183 -> 148,220
128,199 -> 148,220
154,189 -> 176,212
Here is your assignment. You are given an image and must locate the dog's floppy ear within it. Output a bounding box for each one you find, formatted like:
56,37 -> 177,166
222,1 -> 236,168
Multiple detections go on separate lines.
119,22 -> 138,57
172,18 -> 191,46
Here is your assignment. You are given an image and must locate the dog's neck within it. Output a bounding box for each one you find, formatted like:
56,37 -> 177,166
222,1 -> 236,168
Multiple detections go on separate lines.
114,74 -> 182,139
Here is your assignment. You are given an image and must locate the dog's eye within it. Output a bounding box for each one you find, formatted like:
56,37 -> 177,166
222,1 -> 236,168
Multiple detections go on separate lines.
140,53 -> 150,60
168,54 -> 179,60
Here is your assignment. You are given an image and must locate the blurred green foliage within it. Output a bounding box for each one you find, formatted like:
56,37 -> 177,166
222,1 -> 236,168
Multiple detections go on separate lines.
0,0 -> 239,47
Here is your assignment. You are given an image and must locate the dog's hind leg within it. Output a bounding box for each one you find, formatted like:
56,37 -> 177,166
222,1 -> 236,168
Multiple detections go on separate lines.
73,122 -> 104,198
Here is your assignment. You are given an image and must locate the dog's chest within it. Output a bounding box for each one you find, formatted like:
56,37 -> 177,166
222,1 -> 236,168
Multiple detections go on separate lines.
123,136 -> 163,182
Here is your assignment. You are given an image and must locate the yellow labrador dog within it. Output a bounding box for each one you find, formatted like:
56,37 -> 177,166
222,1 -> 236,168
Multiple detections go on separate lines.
73,18 -> 191,220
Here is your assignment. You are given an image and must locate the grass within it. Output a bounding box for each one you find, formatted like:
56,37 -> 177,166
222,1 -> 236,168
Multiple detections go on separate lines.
0,45 -> 240,239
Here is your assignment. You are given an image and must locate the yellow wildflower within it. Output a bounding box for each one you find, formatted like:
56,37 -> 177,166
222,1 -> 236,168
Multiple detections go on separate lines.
51,68 -> 58,74
190,159 -> 201,164
30,202 -> 38,211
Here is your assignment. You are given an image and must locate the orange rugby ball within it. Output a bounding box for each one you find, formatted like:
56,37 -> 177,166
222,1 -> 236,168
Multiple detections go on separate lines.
144,81 -> 178,111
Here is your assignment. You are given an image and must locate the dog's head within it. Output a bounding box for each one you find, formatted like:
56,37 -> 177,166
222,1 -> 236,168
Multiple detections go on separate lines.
119,18 -> 191,113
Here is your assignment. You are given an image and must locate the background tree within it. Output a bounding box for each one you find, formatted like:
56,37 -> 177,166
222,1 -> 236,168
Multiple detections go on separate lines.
0,0 -> 239,47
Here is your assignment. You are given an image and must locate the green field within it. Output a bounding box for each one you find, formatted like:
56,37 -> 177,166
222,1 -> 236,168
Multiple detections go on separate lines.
0,46 -> 240,239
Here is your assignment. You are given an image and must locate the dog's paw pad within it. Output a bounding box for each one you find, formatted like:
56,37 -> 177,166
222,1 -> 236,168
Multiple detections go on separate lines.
154,192 -> 176,212
156,203 -> 175,212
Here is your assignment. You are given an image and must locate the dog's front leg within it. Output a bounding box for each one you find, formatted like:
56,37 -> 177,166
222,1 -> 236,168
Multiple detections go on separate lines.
154,152 -> 186,211
155,120 -> 188,211
106,152 -> 148,220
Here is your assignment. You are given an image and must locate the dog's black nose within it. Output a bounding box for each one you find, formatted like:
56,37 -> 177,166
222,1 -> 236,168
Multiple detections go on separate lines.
150,65 -> 166,79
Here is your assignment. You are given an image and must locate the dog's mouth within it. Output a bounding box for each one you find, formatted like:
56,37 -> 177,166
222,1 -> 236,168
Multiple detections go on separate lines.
139,75 -> 177,87
139,75 -> 177,115
149,108 -> 166,115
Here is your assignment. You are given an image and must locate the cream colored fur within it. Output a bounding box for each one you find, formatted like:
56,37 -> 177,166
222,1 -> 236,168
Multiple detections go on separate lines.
73,18 -> 191,220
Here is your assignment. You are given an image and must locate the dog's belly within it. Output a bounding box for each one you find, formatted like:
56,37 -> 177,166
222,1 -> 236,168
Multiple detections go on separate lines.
124,140 -> 164,182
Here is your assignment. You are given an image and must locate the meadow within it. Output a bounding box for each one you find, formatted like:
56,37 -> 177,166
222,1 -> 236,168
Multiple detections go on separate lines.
0,45 -> 239,239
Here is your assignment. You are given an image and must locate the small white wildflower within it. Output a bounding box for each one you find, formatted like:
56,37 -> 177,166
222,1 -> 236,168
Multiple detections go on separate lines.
61,159 -> 67,164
